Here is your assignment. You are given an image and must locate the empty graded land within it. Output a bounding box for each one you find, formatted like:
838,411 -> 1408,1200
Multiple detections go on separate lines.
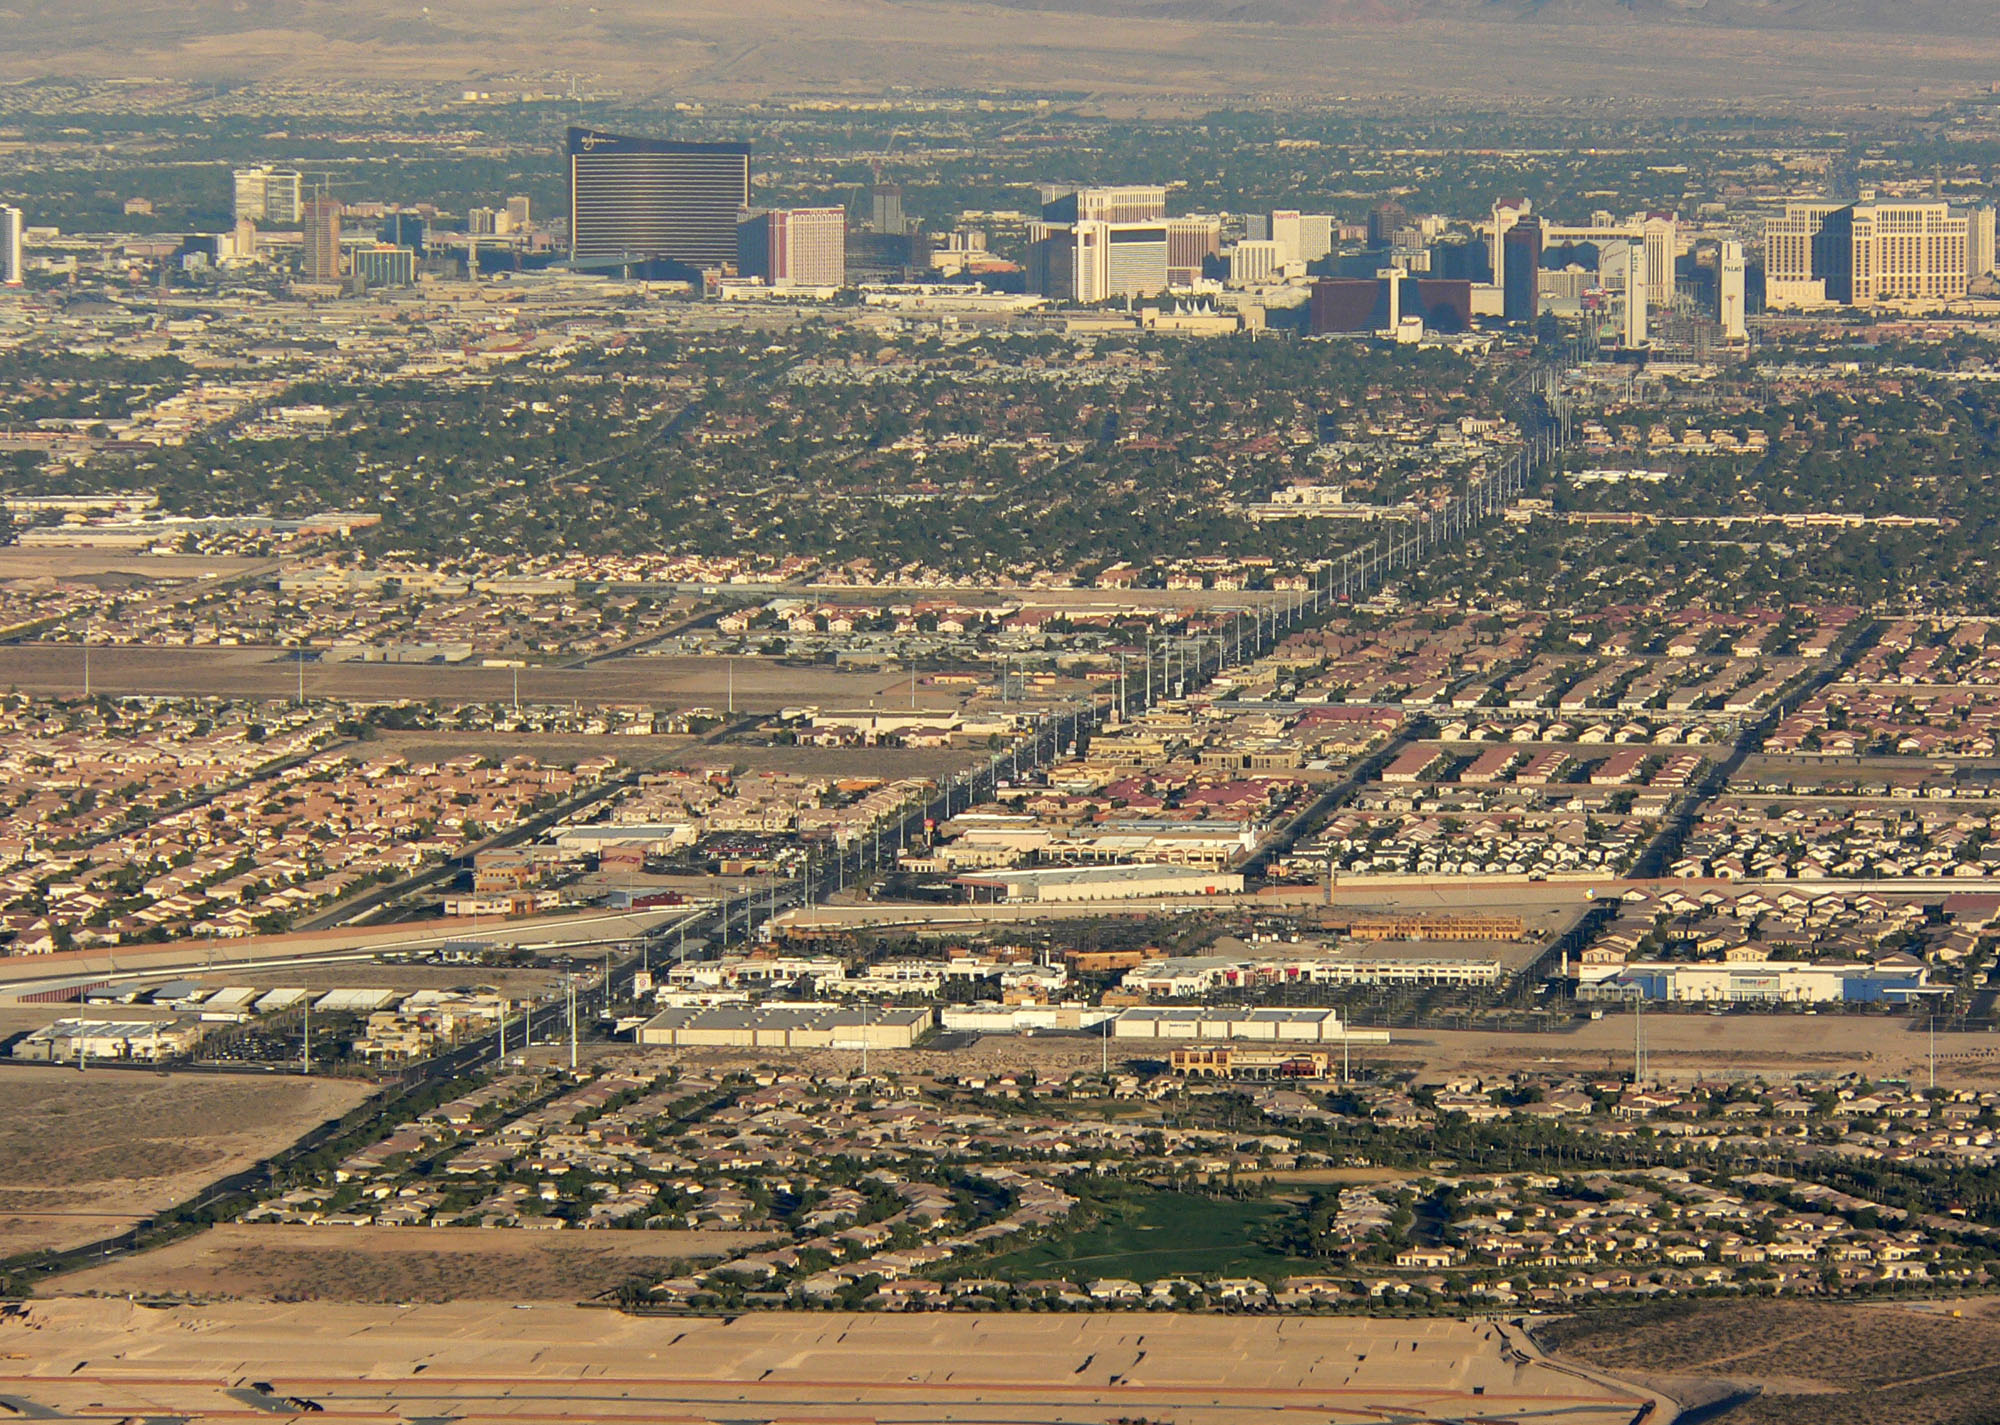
651,1010 -> 1998,1087
0,644 -> 960,712
1539,1298 -> 2000,1425
47,1223 -> 771,1304
1397,1015 -> 2000,1087
0,1303 -> 1661,1425
513,1008 -> 2000,1092
0,1068 -> 369,1258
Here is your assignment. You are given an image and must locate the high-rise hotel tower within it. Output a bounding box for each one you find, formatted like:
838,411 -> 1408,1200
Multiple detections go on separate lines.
567,127 -> 750,270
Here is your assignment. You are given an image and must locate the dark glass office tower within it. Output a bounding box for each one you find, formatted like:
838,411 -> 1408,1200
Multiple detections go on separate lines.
567,127 -> 751,269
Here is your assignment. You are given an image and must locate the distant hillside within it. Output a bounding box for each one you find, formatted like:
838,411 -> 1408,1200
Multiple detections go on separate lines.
2,0 -> 1999,101
941,0 -> 2000,35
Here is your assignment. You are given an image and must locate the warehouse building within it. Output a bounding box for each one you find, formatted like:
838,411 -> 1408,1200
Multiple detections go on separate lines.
1110,1007 -> 1389,1044
313,988 -> 401,1013
952,864 -> 1244,903
635,1003 -> 932,1049
1123,953 -> 1501,996
1579,956 -> 1935,1005
9,1018 -> 205,1062
940,1005 -> 1118,1034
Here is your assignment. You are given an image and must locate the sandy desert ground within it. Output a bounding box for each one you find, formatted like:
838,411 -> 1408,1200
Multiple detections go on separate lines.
47,1222 -> 773,1303
0,1067 -> 369,1258
602,1007 -> 1996,1087
0,1301 -> 1662,1425
0,644 -> 972,713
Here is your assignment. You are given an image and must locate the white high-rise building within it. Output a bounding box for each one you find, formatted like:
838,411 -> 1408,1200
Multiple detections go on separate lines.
232,168 -> 267,223
1602,239 -> 1647,347
1296,213 -> 1335,265
1378,267 -> 1402,331
0,206 -> 22,287
1228,239 -> 1284,286
1165,216 -> 1221,286
1271,209 -> 1302,266
264,171 -> 303,225
1269,209 -> 1335,267
1762,200 -> 1841,308
1043,185 -> 1167,225
233,167 -> 303,225
1641,214 -> 1678,307
1073,186 -> 1167,224
1765,198 -> 1968,308
1489,198 -> 1531,285
1071,219 -> 1169,303
1968,205 -> 1997,281
1718,240 -> 1747,341
740,206 -> 846,288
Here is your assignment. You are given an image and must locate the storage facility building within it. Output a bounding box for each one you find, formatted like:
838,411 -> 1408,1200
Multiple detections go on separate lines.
635,1004 -> 932,1049
1110,1007 -> 1389,1044
952,864 -> 1244,903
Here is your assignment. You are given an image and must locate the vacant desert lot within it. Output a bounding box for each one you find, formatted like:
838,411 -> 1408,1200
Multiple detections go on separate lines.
0,1068 -> 368,1258
0,1303 -> 1660,1425
0,644 -> 976,713
1392,1014 -> 2000,1087
48,1222 -> 771,1303
1541,1298 -> 2000,1425
601,1008 -> 1996,1087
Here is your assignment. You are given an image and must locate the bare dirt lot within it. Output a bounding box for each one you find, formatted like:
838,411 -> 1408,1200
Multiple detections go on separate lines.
683,742 -> 981,780
1540,1298 -> 2000,1425
0,550 -> 268,581
1391,1014 -> 2000,1087
47,1223 -> 770,1303
0,1302 -> 1659,1425
0,645 -> 975,714
582,1008 -> 1996,1088
373,730 -> 699,766
0,1068 -> 369,1258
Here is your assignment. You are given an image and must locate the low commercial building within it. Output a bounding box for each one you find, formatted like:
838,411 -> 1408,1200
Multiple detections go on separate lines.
939,1005 -> 1118,1034
1344,913 -> 1525,942
10,1017 -> 204,1061
554,823 -> 698,853
1580,956 -> 1934,1005
1111,1007 -> 1389,1044
313,988 -> 400,1013
635,1003 -> 932,1049
1284,956 -> 1504,988
1170,1045 -> 1335,1079
952,864 -> 1244,903
1124,952 -> 1502,995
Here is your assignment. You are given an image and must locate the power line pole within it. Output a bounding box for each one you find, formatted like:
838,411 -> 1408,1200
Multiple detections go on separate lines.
1634,996 -> 1646,1084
